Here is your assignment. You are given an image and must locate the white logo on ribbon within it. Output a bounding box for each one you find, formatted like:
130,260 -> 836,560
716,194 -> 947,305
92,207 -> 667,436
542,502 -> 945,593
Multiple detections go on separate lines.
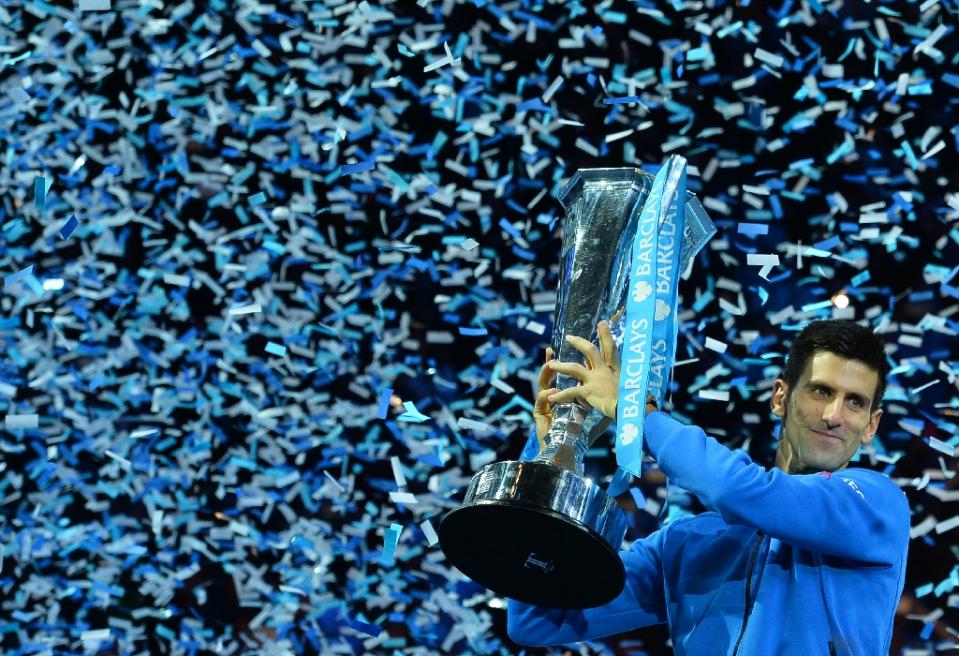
632,280 -> 653,303
655,299 -> 671,321
620,423 -> 639,446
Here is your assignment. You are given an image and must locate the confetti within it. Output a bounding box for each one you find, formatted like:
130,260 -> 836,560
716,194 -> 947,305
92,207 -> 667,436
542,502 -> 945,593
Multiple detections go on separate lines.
34,176 -> 46,216
376,387 -> 394,420
927,436 -> 956,457
0,1 -> 952,653
80,629 -> 111,642
380,523 -> 403,567
227,303 -> 261,315
698,390 -> 731,402
340,160 -> 376,175
5,414 -> 39,429
264,341 -> 287,357
58,215 -> 79,239
4,265 -> 34,287
390,455 -> 407,488
420,520 -> 439,547
398,401 -> 430,423
704,337 -> 728,354
389,491 -> 417,505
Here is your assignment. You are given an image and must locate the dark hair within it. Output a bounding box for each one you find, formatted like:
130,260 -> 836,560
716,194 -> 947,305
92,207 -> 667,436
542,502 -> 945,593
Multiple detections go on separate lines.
782,319 -> 890,411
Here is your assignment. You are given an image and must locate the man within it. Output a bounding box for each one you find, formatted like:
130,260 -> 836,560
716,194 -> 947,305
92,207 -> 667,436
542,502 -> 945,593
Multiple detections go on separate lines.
508,319 -> 909,656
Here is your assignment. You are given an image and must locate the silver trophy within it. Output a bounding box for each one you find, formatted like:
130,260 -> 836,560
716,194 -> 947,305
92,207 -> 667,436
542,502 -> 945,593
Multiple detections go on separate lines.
439,168 -> 715,609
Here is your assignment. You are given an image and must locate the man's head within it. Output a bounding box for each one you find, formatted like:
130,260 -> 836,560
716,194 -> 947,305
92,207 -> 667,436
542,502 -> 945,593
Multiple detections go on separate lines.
771,320 -> 889,474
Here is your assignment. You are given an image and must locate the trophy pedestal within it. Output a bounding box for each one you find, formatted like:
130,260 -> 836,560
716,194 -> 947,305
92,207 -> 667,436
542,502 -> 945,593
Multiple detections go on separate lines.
438,461 -> 627,609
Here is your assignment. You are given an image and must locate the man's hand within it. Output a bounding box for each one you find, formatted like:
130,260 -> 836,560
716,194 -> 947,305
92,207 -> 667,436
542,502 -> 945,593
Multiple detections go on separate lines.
534,347 -> 558,448
646,393 -> 658,416
545,320 -> 620,419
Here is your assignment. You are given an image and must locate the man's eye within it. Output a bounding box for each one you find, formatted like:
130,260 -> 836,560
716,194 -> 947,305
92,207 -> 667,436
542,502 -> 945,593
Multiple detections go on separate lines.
848,397 -> 864,408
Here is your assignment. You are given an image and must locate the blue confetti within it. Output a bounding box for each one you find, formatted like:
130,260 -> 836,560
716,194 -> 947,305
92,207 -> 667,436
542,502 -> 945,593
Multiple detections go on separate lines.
341,160 -> 376,175
58,215 -> 79,240
34,177 -> 46,216
379,523 -> 403,567
4,265 -> 34,287
265,341 -> 286,356
377,387 -> 394,420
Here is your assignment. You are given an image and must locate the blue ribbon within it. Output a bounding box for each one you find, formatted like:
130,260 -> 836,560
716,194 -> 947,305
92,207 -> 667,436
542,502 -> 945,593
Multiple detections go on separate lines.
615,156 -> 688,477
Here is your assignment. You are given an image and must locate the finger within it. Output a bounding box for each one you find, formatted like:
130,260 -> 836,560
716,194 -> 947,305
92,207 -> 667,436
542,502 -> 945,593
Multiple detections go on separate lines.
564,335 -> 604,370
610,306 -> 625,324
547,386 -> 586,406
549,360 -> 589,381
538,361 -> 557,391
535,388 -> 556,413
604,320 -> 622,369
545,346 -> 553,362
598,320 -> 616,367
535,388 -> 556,442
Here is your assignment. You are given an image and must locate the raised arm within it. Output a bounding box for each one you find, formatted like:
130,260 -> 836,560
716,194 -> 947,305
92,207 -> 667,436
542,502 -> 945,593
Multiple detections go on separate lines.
506,523 -> 671,647
643,411 -> 909,566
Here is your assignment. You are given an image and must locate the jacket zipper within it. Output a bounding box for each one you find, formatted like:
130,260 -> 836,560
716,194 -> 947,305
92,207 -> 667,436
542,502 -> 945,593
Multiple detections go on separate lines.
731,531 -> 764,656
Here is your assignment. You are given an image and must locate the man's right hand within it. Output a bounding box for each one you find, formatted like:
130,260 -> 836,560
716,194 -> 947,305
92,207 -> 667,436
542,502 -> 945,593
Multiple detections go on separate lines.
534,346 -> 558,450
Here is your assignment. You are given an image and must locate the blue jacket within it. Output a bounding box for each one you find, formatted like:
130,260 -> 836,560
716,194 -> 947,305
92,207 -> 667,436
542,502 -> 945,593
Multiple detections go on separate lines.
508,411 -> 910,655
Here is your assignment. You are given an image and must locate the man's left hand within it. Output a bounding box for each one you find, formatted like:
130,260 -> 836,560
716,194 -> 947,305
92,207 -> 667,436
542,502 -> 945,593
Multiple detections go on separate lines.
545,320 -> 620,419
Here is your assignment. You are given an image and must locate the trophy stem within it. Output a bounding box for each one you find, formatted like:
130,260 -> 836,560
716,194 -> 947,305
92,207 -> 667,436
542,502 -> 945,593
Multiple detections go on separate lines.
534,402 -> 589,474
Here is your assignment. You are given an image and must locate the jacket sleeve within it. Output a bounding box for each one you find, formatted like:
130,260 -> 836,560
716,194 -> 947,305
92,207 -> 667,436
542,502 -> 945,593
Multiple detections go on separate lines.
643,411 -> 910,566
506,524 -> 671,647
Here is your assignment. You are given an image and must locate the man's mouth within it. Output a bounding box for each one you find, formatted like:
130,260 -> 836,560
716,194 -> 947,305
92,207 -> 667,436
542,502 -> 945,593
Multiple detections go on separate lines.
812,430 -> 843,444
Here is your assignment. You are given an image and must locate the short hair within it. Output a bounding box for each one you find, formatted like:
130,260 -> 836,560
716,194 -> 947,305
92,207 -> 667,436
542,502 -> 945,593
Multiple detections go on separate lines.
781,319 -> 889,411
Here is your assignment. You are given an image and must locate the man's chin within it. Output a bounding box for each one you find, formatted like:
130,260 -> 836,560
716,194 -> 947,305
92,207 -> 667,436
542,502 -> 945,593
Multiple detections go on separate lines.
791,453 -> 844,475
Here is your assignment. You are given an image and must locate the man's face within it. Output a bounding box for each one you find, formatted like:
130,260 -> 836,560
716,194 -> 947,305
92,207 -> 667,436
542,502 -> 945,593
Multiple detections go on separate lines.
771,351 -> 883,474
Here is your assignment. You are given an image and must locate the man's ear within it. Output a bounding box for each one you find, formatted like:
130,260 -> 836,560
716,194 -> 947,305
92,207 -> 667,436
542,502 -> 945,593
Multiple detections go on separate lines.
771,379 -> 788,418
861,408 -> 883,446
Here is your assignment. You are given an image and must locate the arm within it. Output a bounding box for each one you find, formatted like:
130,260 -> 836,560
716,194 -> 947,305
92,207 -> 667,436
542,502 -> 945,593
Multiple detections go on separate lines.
643,411 -> 909,565
506,525 -> 671,646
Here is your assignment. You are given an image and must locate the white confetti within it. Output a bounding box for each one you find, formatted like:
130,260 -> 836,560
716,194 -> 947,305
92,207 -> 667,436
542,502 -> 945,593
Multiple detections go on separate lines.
935,515 -> 959,535
420,520 -> 439,546
698,390 -> 730,402
5,414 -> 38,429
389,491 -> 418,504
704,337 -> 728,354
390,456 -> 407,489
228,303 -> 262,315
927,436 -> 956,457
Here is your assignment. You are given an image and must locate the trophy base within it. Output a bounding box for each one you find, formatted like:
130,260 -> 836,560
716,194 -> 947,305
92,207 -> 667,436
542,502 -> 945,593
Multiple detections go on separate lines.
438,460 -> 628,609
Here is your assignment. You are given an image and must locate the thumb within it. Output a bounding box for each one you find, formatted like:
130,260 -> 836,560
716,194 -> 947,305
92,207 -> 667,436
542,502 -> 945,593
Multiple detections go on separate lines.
534,388 -> 556,441
534,387 -> 556,416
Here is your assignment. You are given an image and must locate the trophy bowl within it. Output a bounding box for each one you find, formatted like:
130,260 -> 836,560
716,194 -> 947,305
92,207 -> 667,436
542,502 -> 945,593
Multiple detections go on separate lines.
438,460 -> 627,609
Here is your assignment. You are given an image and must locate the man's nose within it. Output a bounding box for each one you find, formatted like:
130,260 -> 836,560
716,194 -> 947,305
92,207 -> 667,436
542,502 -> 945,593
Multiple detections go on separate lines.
822,398 -> 843,425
